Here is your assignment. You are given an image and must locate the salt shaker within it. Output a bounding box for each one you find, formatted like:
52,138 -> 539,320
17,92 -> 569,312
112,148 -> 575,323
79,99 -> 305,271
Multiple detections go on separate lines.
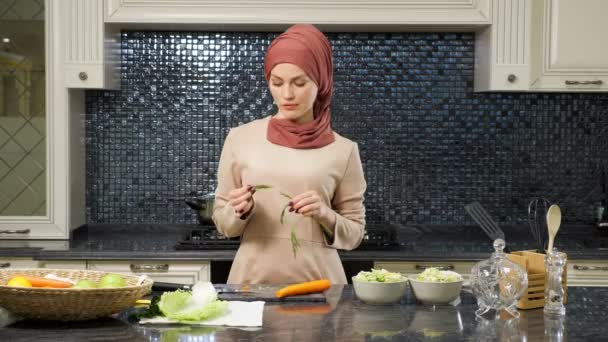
544,248 -> 567,316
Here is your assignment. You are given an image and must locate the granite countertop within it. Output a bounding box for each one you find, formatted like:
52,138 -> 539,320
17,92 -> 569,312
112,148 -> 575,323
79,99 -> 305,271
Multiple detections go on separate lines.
0,286 -> 605,341
0,224 -> 607,261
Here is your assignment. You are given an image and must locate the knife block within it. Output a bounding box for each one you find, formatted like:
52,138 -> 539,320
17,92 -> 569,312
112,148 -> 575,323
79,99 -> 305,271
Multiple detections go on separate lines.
507,250 -> 567,310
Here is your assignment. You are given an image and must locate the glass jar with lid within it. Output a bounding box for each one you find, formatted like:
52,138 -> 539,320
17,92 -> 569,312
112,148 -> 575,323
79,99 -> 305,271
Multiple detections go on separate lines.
470,239 -> 528,318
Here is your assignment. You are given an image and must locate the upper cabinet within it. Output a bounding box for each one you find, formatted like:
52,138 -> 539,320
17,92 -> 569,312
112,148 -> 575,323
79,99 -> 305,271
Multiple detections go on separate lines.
476,0 -> 608,92
0,0 -> 83,239
67,0 -> 608,92
104,0 -> 491,26
529,0 -> 608,91
61,0 -> 120,89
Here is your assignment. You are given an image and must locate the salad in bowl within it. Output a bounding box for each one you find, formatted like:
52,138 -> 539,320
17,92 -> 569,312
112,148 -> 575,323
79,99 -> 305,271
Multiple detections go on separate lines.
409,267 -> 464,305
352,269 -> 407,304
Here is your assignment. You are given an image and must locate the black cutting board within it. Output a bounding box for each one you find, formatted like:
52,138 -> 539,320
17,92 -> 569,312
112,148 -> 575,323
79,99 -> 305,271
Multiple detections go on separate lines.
216,285 -> 327,302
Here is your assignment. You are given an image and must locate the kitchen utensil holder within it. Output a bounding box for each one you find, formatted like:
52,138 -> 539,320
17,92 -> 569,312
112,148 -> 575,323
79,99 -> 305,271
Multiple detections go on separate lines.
506,251 -> 567,310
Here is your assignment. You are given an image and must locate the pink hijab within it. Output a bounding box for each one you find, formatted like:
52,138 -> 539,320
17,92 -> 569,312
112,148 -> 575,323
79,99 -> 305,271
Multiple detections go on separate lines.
264,24 -> 335,149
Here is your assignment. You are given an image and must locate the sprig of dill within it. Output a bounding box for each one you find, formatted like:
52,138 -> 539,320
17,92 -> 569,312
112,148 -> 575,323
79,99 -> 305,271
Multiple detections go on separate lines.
252,185 -> 332,257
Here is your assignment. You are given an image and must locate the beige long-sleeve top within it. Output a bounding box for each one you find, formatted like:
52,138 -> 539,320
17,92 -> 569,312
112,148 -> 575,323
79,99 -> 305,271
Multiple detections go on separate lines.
212,115 -> 366,284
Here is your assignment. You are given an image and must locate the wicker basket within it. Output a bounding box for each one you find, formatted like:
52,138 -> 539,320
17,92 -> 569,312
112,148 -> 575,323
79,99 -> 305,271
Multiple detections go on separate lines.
0,269 -> 153,321
507,251 -> 567,310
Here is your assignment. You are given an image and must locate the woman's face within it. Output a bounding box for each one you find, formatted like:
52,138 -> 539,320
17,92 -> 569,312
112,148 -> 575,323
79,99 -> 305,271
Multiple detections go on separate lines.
269,63 -> 318,124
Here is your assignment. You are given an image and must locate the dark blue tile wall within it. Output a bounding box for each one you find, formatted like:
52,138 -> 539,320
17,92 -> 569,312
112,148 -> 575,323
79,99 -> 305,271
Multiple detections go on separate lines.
85,31 -> 608,226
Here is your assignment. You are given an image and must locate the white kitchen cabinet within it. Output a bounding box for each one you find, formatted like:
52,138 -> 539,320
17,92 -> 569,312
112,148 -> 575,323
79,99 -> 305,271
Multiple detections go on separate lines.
474,0 -> 532,91
566,260 -> 608,287
376,259 -> 608,287
374,261 -> 476,281
38,260 -> 87,269
475,0 -> 608,92
0,258 -> 40,269
61,0 -> 120,89
87,260 -> 210,285
528,0 -> 608,91
104,0 -> 491,27
0,0 -> 81,239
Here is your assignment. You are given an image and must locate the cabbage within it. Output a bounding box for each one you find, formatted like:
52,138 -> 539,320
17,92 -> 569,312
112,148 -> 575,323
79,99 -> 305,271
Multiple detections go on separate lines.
157,281 -> 229,323
414,267 -> 462,283
354,268 -> 405,283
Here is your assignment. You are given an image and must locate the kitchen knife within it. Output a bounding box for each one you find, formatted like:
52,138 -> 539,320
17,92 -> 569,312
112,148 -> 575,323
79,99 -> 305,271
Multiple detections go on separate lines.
151,281 -> 191,291
151,282 -> 251,293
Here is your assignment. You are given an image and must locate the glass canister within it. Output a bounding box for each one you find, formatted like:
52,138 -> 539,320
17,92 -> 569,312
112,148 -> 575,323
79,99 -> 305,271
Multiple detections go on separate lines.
470,239 -> 529,318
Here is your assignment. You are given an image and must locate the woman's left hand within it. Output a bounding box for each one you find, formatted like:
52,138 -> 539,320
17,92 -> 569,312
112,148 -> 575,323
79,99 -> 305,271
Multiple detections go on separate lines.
289,191 -> 331,221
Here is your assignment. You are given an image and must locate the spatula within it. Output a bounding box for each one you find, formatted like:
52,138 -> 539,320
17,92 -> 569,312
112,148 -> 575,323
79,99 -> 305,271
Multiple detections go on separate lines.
546,204 -> 561,253
465,201 -> 506,241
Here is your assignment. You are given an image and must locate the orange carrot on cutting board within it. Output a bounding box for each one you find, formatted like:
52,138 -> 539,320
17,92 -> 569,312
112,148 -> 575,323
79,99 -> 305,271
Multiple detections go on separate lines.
19,276 -> 72,288
275,279 -> 331,298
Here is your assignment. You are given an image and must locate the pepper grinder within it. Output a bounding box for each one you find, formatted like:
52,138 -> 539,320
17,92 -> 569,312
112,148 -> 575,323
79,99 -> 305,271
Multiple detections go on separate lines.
544,248 -> 567,317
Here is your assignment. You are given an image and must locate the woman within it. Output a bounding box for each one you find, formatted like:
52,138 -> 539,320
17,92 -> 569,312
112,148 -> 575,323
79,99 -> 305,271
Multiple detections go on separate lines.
212,24 -> 366,284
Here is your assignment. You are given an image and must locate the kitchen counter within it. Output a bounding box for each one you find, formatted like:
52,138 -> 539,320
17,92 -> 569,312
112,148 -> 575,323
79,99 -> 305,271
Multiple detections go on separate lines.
0,286 -> 605,341
1,224 -> 607,261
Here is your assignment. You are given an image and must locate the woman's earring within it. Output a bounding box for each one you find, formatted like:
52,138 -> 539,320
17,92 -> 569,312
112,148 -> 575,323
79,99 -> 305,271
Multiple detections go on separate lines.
272,100 -> 277,105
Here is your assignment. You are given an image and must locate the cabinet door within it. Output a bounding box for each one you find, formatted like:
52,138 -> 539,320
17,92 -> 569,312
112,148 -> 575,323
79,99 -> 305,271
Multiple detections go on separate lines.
567,260 -> 608,287
61,0 -> 120,89
374,261 -> 475,281
87,260 -> 210,284
531,0 -> 608,90
0,258 -> 40,269
0,0 -> 48,233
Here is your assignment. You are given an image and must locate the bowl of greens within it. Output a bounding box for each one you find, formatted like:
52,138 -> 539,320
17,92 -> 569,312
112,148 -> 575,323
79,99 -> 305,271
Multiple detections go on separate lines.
352,269 -> 408,304
408,267 -> 463,305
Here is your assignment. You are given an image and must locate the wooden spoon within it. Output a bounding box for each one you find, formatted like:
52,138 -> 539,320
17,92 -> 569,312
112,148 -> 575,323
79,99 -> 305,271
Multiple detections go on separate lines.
546,204 -> 562,253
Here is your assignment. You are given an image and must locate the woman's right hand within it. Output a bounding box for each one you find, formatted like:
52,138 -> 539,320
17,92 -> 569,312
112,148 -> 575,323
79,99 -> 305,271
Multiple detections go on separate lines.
228,184 -> 255,218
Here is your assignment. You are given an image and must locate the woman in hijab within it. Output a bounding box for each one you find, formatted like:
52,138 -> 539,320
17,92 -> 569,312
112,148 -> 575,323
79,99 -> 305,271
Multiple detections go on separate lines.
212,24 -> 367,284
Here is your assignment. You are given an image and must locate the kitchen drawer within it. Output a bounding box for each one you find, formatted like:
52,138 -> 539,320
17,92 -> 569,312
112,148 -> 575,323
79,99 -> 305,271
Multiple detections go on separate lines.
0,258 -> 40,269
87,260 -> 210,285
567,260 -> 608,287
374,261 -> 475,281
38,260 -> 87,269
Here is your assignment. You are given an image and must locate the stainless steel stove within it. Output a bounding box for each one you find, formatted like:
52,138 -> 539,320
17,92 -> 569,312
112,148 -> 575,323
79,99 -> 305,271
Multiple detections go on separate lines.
175,224 -> 400,251
175,225 -> 239,250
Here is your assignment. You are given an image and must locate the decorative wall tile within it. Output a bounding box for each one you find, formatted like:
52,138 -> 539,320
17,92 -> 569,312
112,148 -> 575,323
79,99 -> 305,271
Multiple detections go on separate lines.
85,31 -> 608,226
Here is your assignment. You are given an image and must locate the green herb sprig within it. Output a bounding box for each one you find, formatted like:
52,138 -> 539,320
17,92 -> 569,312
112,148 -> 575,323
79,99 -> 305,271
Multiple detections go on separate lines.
251,185 -> 334,257
275,191 -> 300,257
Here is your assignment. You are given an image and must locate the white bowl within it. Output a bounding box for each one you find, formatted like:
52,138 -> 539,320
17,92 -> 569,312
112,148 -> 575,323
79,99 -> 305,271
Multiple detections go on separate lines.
408,278 -> 463,305
352,277 -> 408,304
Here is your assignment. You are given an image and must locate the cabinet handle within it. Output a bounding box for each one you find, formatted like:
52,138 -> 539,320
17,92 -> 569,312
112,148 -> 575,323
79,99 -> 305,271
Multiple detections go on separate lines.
130,264 -> 169,272
507,74 -> 517,83
415,264 -> 454,271
0,229 -> 30,234
78,72 -> 88,81
0,263 -> 10,268
573,265 -> 608,271
564,80 -> 603,85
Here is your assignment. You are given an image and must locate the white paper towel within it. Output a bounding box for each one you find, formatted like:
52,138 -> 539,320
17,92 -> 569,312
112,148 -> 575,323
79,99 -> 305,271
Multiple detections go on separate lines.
139,301 -> 265,327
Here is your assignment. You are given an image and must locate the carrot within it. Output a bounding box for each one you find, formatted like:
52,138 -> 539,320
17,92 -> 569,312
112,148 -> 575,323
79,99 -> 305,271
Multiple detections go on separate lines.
18,275 -> 72,288
275,279 -> 331,298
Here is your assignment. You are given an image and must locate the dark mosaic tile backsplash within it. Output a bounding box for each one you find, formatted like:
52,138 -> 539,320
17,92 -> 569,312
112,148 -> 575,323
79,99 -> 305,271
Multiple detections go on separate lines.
85,31 -> 608,226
